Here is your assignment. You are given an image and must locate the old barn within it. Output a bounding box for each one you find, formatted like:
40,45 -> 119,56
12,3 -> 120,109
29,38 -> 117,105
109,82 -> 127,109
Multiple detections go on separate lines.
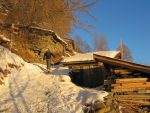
62,51 -> 121,87
62,51 -> 150,88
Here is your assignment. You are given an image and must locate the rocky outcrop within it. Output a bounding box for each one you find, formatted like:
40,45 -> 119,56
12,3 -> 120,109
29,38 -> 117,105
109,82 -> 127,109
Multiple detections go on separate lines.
0,24 -> 76,63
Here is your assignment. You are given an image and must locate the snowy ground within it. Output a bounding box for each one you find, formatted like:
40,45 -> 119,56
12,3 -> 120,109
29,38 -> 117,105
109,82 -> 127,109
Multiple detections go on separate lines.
0,46 -> 108,113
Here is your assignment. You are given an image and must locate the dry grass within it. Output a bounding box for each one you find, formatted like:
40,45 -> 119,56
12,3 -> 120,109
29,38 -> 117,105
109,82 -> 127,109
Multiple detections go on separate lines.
120,103 -> 145,113
0,28 -> 75,65
0,67 -> 11,85
0,67 -> 11,76
8,63 -> 20,69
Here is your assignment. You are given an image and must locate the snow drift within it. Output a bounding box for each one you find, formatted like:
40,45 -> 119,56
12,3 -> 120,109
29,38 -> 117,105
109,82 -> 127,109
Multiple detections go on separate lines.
0,45 -> 108,113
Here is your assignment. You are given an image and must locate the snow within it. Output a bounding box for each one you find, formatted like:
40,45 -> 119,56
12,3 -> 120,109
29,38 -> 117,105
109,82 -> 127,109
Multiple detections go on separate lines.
62,51 -> 120,63
0,34 -> 10,43
30,26 -> 68,46
0,45 -> 24,70
0,46 -> 108,113
94,51 -> 120,58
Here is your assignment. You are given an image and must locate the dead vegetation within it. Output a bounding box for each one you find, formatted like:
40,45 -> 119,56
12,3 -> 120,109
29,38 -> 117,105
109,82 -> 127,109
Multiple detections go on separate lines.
0,67 -> 11,76
8,63 -> 21,69
0,67 -> 10,85
0,63 -> 22,85
0,0 -> 98,64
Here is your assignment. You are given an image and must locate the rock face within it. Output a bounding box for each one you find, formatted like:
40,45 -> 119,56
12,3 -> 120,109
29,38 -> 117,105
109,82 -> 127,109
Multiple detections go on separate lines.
0,28 -> 75,63
0,45 -> 108,113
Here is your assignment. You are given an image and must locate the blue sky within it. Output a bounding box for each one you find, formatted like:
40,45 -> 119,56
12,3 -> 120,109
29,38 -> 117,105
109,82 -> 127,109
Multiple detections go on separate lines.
72,0 -> 150,65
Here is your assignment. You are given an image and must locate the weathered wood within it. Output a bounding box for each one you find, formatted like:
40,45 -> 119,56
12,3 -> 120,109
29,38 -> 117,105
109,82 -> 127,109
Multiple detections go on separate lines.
117,99 -> 150,105
69,65 -> 99,70
113,82 -> 150,89
93,54 -> 150,73
115,78 -> 148,84
115,72 -> 132,75
138,90 -> 150,94
111,88 -> 149,92
63,61 -> 98,67
114,94 -> 150,100
113,69 -> 132,75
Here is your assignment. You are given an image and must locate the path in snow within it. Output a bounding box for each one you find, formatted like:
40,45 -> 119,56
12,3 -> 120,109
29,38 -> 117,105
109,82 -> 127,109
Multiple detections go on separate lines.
0,46 -> 108,113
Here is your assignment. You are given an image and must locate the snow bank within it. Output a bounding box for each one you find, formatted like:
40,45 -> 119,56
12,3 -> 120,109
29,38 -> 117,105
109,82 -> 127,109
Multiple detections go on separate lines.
0,45 -> 24,84
0,45 -> 24,70
0,46 -> 108,113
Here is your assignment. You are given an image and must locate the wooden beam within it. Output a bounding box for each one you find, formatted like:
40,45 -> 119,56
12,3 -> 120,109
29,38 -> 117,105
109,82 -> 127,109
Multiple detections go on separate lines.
111,88 -> 150,92
115,78 -> 148,84
94,54 -> 150,74
113,69 -> 131,73
117,100 -> 150,105
114,94 -> 150,100
63,61 -> 98,67
113,82 -> 150,89
68,65 -> 99,70
114,71 -> 132,75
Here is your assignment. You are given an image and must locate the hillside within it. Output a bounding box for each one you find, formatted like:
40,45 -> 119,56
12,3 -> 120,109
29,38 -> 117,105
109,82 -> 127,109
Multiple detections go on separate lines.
0,45 -> 108,113
0,26 -> 75,64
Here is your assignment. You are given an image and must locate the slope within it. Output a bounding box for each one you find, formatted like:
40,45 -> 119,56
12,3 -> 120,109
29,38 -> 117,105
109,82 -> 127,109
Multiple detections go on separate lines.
0,45 -> 108,113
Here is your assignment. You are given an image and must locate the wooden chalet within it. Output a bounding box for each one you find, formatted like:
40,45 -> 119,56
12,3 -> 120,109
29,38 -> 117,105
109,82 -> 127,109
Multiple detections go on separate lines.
93,54 -> 150,77
62,51 -> 150,88
62,51 -> 121,87
93,55 -> 150,107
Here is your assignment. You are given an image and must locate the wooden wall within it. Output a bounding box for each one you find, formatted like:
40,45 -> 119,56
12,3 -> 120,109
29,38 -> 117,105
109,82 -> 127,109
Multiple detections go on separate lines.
69,67 -> 105,88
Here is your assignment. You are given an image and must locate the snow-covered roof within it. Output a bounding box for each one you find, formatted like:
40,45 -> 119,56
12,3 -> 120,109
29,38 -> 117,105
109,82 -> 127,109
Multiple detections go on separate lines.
94,51 -> 120,58
62,51 -> 120,63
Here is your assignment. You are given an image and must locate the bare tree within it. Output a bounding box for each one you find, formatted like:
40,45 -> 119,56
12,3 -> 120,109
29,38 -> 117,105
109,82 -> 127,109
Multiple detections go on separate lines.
0,0 -> 13,22
74,35 -> 83,52
117,43 -> 133,62
94,33 -> 109,51
69,0 -> 98,35
82,41 -> 91,53
1,0 -> 73,38
2,0 -> 97,37
74,35 -> 91,53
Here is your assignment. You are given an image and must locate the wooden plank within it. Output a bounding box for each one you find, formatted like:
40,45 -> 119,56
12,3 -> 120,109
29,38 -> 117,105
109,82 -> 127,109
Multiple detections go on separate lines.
68,65 -> 99,70
63,61 -> 98,67
115,72 -> 132,75
114,94 -> 150,100
111,88 -> 148,92
117,100 -> 150,105
93,54 -> 150,73
138,90 -> 150,94
115,78 -> 148,84
114,69 -> 132,75
113,82 -> 150,89
112,82 -> 150,87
